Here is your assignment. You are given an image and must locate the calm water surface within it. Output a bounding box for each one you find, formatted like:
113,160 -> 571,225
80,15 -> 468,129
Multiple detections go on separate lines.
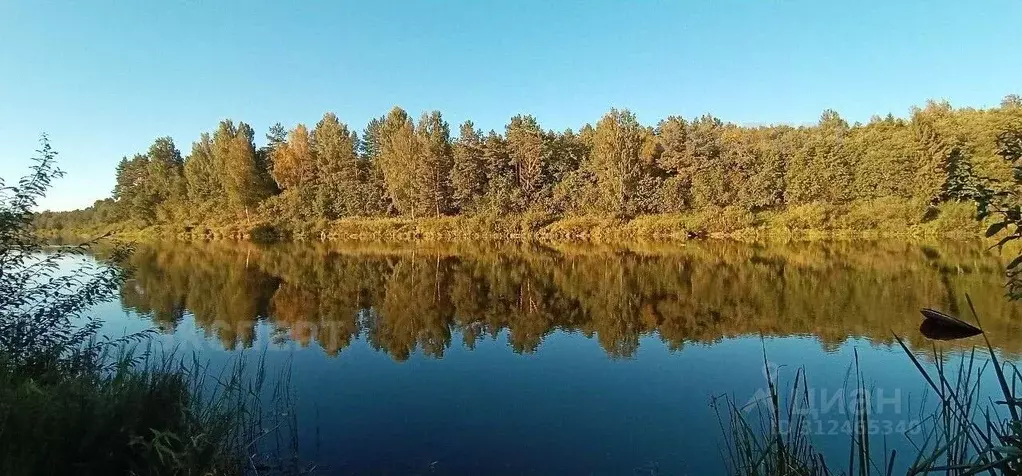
90,240 -> 1022,475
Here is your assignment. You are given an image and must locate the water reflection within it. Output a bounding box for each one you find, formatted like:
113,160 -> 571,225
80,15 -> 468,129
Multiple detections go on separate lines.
113,240 -> 1022,359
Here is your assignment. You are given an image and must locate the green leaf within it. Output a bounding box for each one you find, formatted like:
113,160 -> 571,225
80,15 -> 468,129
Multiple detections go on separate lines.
995,234 -> 1017,250
990,446 -> 1022,456
987,222 -> 1009,237
1008,254 -> 1022,270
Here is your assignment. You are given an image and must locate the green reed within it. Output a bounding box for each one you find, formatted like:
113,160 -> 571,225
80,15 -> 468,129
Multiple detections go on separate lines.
0,345 -> 303,476
718,296 -> 1022,476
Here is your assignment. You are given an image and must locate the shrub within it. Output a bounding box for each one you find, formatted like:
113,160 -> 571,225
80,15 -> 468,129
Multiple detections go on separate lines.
686,206 -> 757,234
623,214 -> 688,238
774,202 -> 836,230
835,197 -> 919,231
541,216 -> 620,239
927,201 -> 983,235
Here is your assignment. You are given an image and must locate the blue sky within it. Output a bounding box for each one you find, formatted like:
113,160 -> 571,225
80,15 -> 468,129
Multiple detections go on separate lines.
1,0 -> 1019,211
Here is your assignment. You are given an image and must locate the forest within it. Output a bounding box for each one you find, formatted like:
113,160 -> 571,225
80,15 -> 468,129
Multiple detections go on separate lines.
34,95 -> 1022,240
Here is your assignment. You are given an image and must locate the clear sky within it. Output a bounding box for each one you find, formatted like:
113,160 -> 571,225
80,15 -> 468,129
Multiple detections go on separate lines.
1,0 -> 1019,211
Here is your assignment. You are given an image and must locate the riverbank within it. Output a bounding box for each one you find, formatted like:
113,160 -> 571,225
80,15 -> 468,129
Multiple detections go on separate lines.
38,199 -> 986,243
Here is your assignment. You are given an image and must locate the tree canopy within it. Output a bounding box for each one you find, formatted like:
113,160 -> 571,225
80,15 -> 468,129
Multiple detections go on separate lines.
37,96 -> 1022,236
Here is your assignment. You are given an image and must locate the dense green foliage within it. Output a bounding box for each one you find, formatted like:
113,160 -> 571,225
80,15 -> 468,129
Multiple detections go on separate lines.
969,113 -> 1022,295
0,140 -> 296,475
34,95 -> 1022,239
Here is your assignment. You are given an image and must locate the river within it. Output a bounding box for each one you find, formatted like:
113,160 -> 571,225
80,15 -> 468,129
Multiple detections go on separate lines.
88,239 -> 1022,475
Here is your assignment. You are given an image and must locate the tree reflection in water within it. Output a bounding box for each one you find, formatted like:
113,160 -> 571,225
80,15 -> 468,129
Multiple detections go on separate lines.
112,240 -> 1022,359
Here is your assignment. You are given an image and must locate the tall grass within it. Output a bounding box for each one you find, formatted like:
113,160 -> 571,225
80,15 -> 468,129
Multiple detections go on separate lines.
1,138 -> 303,475
718,297 -> 1022,475
0,346 -> 301,476
714,349 -> 897,476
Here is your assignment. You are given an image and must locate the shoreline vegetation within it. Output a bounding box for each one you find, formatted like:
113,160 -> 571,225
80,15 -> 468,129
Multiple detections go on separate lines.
33,96 -> 1022,244
39,200 -> 986,243
1,140 -> 300,474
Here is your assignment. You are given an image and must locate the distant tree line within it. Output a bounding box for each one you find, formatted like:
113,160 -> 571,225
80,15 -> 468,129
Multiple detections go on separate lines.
34,95 -> 1022,235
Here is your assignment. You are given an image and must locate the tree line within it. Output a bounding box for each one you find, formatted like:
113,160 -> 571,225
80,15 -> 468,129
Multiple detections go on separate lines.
35,95 -> 1022,235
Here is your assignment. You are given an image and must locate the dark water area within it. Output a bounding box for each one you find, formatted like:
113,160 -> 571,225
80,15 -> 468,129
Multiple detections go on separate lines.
89,240 -> 1022,475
